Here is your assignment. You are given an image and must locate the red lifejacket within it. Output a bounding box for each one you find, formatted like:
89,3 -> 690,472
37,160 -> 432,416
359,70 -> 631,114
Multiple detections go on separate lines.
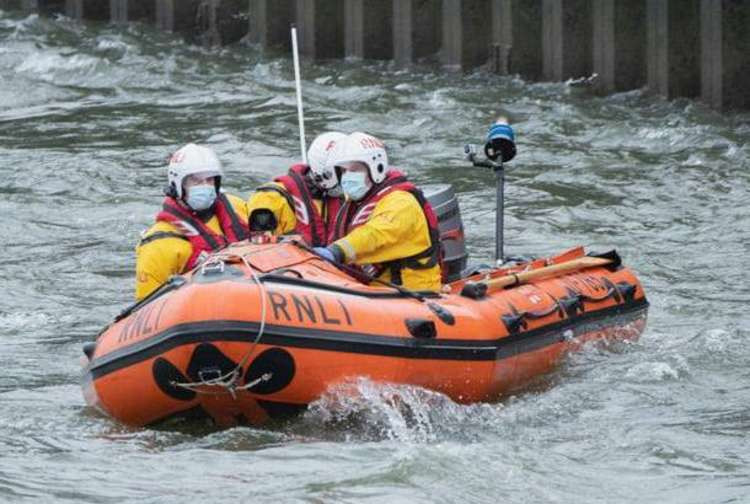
332,170 -> 443,285
155,192 -> 249,272
257,164 -> 343,247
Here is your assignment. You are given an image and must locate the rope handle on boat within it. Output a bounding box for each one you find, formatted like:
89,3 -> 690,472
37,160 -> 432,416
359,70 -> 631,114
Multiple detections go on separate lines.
500,280 -> 637,334
171,372 -> 273,399
168,251 -> 270,398
461,256 -> 614,298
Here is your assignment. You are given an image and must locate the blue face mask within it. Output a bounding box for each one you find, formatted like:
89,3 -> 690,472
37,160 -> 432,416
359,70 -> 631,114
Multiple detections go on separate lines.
185,185 -> 217,211
341,171 -> 369,201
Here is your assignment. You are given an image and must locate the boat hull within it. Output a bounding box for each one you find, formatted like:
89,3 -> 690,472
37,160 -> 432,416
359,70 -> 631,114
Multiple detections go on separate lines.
83,242 -> 648,427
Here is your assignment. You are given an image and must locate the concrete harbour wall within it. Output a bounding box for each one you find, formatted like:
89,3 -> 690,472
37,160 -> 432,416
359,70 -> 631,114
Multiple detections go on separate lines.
2,0 -> 748,111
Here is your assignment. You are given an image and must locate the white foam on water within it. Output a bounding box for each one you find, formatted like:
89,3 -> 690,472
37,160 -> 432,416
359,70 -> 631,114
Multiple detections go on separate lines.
95,38 -> 127,52
694,327 -> 749,364
702,328 -> 733,353
0,12 -> 38,33
427,89 -> 455,108
246,60 -> 291,89
684,153 -> 706,166
92,37 -> 130,62
0,311 -> 51,332
625,361 -> 682,382
15,51 -> 102,77
258,94 -> 296,107
304,377 -> 494,443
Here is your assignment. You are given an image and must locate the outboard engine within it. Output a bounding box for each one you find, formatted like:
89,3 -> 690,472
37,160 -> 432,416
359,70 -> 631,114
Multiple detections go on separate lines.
423,184 -> 468,283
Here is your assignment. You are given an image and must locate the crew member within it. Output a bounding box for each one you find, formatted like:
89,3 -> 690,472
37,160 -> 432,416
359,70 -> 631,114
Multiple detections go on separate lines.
246,132 -> 346,246
314,132 -> 442,292
135,143 -> 249,300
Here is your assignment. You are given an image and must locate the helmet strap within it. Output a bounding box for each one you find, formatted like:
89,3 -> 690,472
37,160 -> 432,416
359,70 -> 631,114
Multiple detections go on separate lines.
305,172 -> 325,199
359,178 -> 378,201
194,206 -> 215,221
164,182 -> 178,198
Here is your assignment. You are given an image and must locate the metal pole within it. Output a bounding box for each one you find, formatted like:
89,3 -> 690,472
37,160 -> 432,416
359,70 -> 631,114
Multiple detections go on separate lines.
291,25 -> 308,165
495,162 -> 504,263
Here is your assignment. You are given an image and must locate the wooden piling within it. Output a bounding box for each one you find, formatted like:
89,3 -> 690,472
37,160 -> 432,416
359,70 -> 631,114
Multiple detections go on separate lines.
295,0 -> 345,59
646,0 -> 700,99
701,0 -> 750,110
592,0 -> 646,93
392,0 -> 440,67
492,0 -> 543,80
248,0 -> 293,51
442,0 -> 492,71
344,0 -> 392,60
156,0 -> 200,33
542,0 -> 592,81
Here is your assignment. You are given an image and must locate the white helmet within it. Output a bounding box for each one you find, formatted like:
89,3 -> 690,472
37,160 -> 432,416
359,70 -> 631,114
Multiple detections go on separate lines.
307,131 -> 346,190
328,132 -> 389,184
166,143 -> 223,199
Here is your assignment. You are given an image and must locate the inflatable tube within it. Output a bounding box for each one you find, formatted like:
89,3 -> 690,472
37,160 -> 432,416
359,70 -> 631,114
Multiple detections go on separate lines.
82,241 -> 648,427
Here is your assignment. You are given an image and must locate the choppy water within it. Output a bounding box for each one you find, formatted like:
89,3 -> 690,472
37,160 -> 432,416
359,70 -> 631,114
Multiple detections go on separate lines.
1,11 -> 749,504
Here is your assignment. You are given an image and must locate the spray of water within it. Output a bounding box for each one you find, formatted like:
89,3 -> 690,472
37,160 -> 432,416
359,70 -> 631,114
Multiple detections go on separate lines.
299,377 -> 500,443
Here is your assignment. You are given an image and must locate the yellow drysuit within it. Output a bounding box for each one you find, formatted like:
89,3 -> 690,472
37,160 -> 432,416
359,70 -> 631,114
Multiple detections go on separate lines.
331,190 -> 441,292
134,194 -> 248,300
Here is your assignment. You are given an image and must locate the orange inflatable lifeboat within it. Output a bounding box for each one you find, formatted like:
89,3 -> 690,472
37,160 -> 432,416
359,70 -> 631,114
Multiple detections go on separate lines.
82,240 -> 648,427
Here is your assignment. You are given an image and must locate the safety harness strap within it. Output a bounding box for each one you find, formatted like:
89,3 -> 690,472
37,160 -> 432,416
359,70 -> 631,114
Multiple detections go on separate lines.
287,168 -> 322,246
159,204 -> 223,250
216,192 -> 249,241
138,231 -> 189,246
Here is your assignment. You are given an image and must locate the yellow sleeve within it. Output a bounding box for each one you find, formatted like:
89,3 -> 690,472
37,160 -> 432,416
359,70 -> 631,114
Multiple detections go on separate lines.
246,182 -> 298,235
134,222 -> 192,301
333,191 -> 433,265
225,193 -> 249,225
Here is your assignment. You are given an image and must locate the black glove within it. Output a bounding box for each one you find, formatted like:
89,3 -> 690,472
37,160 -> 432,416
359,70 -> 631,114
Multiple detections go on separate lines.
249,209 -> 277,232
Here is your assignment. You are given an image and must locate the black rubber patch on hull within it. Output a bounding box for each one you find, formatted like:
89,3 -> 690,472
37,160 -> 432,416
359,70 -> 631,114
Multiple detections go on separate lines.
153,358 -> 196,401
245,347 -> 295,394
187,343 -> 238,382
